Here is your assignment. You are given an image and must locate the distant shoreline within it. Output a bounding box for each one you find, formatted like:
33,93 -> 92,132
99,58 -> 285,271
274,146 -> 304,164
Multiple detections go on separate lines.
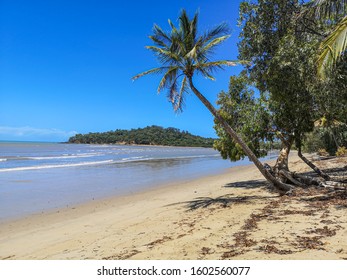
68,125 -> 216,148
0,140 -> 212,148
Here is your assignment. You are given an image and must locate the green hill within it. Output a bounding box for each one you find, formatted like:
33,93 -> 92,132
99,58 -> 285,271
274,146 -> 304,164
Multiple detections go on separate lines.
68,126 -> 215,147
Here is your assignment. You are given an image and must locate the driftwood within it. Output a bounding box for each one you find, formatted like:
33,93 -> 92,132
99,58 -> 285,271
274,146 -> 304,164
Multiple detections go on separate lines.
263,161 -> 347,195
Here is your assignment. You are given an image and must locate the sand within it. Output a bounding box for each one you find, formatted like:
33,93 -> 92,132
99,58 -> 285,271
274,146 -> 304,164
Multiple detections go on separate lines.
0,154 -> 346,260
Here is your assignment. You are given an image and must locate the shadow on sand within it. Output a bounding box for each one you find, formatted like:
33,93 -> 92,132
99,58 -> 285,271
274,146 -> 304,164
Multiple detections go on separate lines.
223,179 -> 267,190
170,193 -> 276,211
183,194 -> 271,211
167,178 -> 274,211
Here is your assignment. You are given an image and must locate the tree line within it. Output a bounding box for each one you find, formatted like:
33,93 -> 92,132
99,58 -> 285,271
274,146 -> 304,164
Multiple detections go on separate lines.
68,125 -> 215,147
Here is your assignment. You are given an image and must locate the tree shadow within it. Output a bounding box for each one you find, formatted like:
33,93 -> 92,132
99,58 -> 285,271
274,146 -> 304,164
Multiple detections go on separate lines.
223,179 -> 267,190
322,166 -> 347,178
177,194 -> 273,211
299,166 -> 347,182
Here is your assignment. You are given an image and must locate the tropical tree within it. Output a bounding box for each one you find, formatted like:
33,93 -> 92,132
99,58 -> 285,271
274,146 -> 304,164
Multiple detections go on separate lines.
133,9 -> 292,193
237,0 -> 338,184
213,72 -> 272,162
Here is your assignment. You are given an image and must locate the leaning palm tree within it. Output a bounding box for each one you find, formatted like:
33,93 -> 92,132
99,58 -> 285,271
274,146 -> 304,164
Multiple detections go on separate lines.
133,10 -> 292,194
306,0 -> 347,77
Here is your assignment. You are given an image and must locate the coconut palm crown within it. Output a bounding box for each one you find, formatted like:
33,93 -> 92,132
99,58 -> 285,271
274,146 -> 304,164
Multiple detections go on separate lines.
132,9 -> 236,112
306,0 -> 347,77
318,15 -> 347,77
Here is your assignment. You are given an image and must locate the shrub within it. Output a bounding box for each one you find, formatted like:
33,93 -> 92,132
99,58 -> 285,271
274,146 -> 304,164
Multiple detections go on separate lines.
336,146 -> 347,157
318,148 -> 329,156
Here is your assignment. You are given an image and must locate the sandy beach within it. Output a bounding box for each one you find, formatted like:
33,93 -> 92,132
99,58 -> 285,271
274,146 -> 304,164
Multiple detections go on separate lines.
0,154 -> 346,260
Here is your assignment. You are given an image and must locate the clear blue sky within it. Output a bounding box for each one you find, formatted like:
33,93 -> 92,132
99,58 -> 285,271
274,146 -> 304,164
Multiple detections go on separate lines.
0,0 -> 244,142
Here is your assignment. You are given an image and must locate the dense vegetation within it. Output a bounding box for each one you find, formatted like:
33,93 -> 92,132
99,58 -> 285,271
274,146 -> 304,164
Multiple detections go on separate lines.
211,0 -> 347,187
134,3 -> 346,194
68,126 -> 215,147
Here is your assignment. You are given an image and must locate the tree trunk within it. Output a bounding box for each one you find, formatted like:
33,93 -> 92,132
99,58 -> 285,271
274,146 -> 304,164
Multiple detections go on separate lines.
188,78 -> 292,194
297,146 -> 331,180
273,139 -> 292,175
271,137 -> 307,186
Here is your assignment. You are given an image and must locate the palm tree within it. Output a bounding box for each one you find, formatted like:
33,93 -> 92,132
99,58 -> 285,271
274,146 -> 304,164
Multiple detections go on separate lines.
307,0 -> 347,77
318,15 -> 347,77
133,10 -> 292,194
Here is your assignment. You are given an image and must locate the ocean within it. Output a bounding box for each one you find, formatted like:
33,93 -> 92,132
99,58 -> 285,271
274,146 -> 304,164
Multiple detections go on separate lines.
0,142 -> 258,221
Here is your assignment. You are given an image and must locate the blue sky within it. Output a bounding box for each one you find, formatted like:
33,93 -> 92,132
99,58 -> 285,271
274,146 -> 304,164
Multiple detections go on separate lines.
0,0 -> 244,142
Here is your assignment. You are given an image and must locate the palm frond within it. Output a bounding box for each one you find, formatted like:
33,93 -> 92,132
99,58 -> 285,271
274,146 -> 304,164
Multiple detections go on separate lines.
179,10 -> 190,36
190,11 -> 199,40
309,0 -> 347,19
168,19 -> 179,35
168,78 -> 178,107
202,22 -> 230,44
157,67 -> 179,93
145,46 -> 181,64
173,76 -> 189,112
149,35 -> 169,48
197,68 -> 216,81
132,67 -> 170,81
318,15 -> 347,77
185,45 -> 198,60
152,24 -> 172,45
202,35 -> 231,54
195,60 -> 239,80
198,60 -> 238,69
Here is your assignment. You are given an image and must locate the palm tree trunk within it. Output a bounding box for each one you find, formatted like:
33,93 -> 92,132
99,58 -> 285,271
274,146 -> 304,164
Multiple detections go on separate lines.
188,78 -> 292,194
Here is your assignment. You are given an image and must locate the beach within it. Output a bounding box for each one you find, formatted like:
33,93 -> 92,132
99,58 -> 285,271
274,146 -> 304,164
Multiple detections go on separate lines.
0,153 -> 346,260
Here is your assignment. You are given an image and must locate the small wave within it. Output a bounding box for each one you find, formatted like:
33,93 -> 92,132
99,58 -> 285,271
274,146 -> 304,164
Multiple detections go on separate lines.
174,154 -> 219,159
121,156 -> 145,161
117,154 -> 218,164
1,153 -> 103,161
0,160 -> 114,172
26,153 -> 103,160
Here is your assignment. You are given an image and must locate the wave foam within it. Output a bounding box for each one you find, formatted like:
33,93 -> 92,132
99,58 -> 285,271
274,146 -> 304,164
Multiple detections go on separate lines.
27,153 -> 103,160
0,160 -> 114,172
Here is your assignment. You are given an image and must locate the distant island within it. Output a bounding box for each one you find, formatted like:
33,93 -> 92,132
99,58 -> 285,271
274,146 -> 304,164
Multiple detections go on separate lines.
68,125 -> 215,148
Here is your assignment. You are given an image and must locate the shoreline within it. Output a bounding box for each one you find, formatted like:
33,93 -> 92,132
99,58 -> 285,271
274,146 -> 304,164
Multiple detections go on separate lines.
0,154 -> 274,224
0,161 -> 258,225
0,143 -> 238,222
1,154 -> 346,260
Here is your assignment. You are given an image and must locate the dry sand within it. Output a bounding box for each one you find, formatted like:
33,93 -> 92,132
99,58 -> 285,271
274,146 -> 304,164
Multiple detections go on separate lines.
0,154 -> 346,260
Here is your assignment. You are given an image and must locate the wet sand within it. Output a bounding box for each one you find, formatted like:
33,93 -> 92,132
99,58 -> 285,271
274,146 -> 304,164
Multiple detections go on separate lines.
0,154 -> 346,260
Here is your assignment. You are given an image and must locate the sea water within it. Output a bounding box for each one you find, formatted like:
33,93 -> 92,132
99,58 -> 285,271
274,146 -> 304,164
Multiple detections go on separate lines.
0,142 -> 260,221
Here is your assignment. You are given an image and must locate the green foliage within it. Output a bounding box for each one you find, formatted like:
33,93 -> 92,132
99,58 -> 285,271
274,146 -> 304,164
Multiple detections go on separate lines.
266,31 -> 317,146
238,0 -> 321,151
213,73 -> 272,161
303,124 -> 347,155
336,146 -> 347,157
68,126 -> 215,147
302,130 -> 326,153
238,0 -> 300,92
313,56 -> 347,122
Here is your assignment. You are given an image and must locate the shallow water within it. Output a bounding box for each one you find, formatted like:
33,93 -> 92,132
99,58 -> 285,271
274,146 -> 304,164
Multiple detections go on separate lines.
0,142 -> 274,221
